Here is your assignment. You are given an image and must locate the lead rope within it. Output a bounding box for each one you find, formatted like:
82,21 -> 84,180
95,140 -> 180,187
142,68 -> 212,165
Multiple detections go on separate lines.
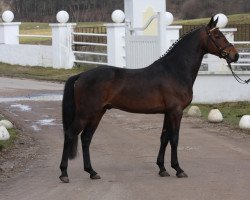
227,61 -> 250,84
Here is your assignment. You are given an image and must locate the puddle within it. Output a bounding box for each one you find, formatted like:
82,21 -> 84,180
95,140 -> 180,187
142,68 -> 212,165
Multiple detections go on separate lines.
31,125 -> 41,131
36,119 -> 57,126
10,104 -> 31,111
0,94 -> 62,103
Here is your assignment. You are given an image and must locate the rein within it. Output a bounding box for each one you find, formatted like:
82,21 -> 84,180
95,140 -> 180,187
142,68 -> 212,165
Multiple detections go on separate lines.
227,61 -> 250,84
207,28 -> 250,84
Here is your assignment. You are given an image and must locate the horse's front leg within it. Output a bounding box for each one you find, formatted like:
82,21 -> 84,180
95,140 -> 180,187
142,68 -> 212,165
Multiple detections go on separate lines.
156,114 -> 171,177
169,109 -> 188,178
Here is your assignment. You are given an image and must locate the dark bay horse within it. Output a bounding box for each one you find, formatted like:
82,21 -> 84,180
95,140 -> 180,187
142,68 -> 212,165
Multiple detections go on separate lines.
59,17 -> 239,183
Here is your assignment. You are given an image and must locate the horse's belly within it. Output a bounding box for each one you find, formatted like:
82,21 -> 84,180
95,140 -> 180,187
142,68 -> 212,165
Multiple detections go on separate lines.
110,95 -> 165,114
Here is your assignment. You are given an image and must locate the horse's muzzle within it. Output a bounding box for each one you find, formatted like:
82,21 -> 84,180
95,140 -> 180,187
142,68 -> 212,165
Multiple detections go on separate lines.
227,52 -> 239,63
234,53 -> 239,62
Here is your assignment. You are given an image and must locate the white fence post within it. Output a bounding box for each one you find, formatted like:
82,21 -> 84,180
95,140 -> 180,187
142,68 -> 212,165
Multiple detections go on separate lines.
0,22 -> 21,45
165,25 -> 182,50
106,23 -> 126,68
49,23 -> 76,69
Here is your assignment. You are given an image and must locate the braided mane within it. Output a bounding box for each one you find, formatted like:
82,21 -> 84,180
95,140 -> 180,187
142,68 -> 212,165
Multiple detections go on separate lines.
157,26 -> 202,61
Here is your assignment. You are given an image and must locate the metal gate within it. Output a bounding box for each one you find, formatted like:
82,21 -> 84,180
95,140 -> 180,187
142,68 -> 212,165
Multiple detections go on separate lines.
72,26 -> 108,66
125,13 -> 161,69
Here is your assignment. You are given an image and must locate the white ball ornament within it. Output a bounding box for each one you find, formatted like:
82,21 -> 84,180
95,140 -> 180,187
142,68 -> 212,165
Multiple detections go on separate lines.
214,13 -> 228,28
0,126 -> 10,141
208,109 -> 223,123
239,115 -> 250,130
111,10 -> 125,23
165,12 -> 174,26
0,120 -> 14,129
56,10 -> 69,23
187,106 -> 202,117
2,10 -> 14,23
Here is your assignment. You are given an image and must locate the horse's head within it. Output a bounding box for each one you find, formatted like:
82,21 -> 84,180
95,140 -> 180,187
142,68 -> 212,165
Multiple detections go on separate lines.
204,16 -> 239,63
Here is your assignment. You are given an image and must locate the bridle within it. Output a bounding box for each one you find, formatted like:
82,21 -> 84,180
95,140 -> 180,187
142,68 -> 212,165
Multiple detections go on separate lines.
206,27 -> 250,84
206,28 -> 233,61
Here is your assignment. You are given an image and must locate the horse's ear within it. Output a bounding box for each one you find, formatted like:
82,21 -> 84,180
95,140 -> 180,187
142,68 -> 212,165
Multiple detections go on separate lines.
207,16 -> 219,30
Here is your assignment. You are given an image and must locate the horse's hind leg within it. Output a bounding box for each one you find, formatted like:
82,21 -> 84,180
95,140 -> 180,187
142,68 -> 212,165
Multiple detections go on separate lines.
81,112 -> 104,179
59,135 -> 70,183
59,118 -> 86,183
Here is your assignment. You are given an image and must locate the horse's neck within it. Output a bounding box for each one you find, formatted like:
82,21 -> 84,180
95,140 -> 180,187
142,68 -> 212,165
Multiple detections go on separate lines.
160,29 -> 205,85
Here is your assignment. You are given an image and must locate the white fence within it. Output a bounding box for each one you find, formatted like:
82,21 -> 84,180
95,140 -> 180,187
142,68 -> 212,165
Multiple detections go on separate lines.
72,31 -> 108,65
0,25 -> 53,67
0,44 -> 52,67
231,41 -> 250,71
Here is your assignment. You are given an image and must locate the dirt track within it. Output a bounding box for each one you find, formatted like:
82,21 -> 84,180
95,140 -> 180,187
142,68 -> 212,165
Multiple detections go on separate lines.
0,77 -> 249,200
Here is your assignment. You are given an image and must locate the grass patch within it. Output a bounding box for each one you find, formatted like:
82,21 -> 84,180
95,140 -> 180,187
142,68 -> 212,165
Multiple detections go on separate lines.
20,22 -> 52,45
0,115 -> 18,151
188,102 -> 250,128
0,62 -> 94,82
0,129 -> 19,151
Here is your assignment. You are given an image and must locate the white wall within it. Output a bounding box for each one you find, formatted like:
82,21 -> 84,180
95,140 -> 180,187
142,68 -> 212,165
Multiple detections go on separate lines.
193,72 -> 250,103
0,44 -> 52,67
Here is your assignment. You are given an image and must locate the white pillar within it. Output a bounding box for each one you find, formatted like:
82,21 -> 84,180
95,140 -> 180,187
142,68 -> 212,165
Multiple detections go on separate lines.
0,22 -> 21,44
159,12 -> 167,55
165,25 -> 182,51
49,23 -> 76,69
106,23 -> 126,68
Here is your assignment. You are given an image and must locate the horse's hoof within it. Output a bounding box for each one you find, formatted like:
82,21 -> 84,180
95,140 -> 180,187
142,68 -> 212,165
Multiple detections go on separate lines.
176,172 -> 188,178
90,174 -> 101,179
159,170 -> 170,177
59,176 -> 69,183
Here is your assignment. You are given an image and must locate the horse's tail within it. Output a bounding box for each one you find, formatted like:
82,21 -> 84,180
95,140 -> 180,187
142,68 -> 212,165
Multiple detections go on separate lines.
62,73 -> 80,160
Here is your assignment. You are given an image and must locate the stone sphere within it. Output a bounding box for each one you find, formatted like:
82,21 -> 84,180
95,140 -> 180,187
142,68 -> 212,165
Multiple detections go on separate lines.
56,10 -> 69,23
2,10 -> 14,23
0,120 -> 14,129
187,106 -> 201,117
111,10 -> 125,23
165,12 -> 174,26
208,109 -> 223,123
239,115 -> 250,130
0,126 -> 10,141
214,13 -> 228,28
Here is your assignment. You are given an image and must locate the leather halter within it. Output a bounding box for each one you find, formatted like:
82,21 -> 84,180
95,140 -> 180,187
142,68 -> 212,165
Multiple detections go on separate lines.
206,28 -> 233,62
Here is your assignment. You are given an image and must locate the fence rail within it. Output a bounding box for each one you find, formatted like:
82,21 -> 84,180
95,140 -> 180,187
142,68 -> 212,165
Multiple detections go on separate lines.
73,26 -> 107,66
18,34 -> 52,38
73,26 -> 107,49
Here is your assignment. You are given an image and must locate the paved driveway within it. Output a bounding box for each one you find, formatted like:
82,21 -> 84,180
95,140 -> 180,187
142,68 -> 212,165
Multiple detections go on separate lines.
0,77 -> 249,200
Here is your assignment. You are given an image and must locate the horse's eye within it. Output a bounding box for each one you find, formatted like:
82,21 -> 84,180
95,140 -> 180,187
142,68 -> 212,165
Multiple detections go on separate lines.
215,35 -> 221,39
